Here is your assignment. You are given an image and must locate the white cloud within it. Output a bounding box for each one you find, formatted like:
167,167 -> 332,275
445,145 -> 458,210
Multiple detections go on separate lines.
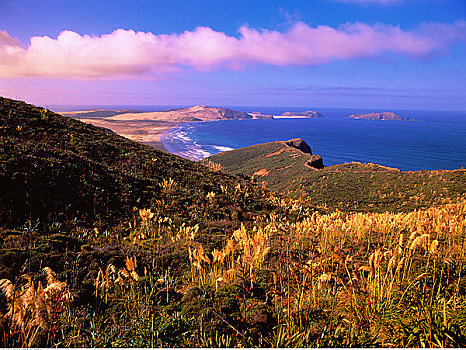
0,21 -> 464,79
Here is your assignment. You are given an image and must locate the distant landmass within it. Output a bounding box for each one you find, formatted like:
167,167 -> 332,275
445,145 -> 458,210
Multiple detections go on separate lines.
281,111 -> 323,118
348,112 -> 411,121
65,105 -> 273,122
105,105 -> 268,122
61,109 -> 144,119
250,110 -> 323,119
65,105 -> 271,151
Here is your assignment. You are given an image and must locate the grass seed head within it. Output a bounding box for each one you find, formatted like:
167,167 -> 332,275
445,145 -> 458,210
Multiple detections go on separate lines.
0,279 -> 14,300
429,239 -> 439,255
42,267 -> 57,285
319,273 -> 332,283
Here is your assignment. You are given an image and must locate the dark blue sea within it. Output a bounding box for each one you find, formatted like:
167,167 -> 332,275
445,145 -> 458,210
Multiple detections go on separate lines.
160,107 -> 466,171
54,104 -> 466,171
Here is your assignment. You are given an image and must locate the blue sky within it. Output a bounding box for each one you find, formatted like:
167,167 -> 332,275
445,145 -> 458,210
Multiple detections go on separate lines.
0,0 -> 465,110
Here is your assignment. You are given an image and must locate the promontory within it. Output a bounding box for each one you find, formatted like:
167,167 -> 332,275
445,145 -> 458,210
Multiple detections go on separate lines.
63,105 -> 271,151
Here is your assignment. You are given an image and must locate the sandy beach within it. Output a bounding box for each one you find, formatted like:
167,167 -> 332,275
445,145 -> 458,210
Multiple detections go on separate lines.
78,118 -> 178,152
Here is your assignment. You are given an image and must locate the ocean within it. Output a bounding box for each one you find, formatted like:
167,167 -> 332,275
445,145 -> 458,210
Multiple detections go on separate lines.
53,104 -> 465,171
160,107 -> 466,171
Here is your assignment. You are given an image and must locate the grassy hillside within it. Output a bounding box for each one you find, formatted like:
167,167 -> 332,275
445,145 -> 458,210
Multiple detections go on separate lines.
0,96 -> 277,343
208,140 -> 466,213
207,138 -> 324,185
0,97 -> 465,348
0,97 -> 271,229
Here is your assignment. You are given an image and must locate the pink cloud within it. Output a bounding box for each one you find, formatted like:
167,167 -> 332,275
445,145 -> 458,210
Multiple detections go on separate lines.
0,21 -> 464,79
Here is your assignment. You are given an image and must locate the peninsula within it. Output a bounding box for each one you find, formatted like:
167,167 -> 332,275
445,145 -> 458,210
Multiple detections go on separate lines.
207,138 -> 325,190
64,105 -> 268,151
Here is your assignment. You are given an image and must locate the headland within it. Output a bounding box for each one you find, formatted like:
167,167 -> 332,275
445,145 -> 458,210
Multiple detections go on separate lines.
63,106 -> 324,152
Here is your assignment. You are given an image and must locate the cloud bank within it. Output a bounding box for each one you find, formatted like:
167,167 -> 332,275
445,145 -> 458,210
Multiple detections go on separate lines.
0,21 -> 465,79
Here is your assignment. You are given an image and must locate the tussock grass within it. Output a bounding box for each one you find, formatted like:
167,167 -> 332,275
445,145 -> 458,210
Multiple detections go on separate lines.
1,97 -> 465,347
0,267 -> 73,347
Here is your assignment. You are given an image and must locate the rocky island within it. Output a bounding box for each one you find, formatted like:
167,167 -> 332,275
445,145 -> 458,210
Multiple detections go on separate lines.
250,110 -> 323,119
281,110 -> 323,118
348,112 -> 410,121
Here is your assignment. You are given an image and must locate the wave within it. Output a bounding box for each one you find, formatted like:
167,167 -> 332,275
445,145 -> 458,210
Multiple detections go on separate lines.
161,123 -> 233,161
213,145 -> 234,152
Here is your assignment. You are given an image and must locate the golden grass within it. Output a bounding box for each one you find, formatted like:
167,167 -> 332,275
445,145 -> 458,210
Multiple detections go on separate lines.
200,158 -> 224,172
187,223 -> 272,287
13,195 -> 462,347
181,197 -> 465,345
0,267 -> 73,347
95,256 -> 140,302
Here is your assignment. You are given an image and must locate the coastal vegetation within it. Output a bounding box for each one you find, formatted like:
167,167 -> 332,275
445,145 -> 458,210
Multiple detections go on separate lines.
0,97 -> 465,347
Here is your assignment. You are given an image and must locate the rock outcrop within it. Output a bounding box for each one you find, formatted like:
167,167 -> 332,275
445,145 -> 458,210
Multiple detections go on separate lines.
248,111 -> 274,119
306,154 -> 324,169
282,139 -> 324,169
284,138 -> 313,154
212,106 -> 253,120
253,114 -> 274,119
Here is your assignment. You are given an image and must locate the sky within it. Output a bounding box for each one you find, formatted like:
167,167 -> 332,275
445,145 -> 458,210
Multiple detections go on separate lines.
0,0 -> 465,110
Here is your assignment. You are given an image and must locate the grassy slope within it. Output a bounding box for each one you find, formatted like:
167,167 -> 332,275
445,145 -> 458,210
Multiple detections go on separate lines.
0,97 -> 271,229
208,140 -> 466,212
208,139 -> 323,184
0,97 -> 277,281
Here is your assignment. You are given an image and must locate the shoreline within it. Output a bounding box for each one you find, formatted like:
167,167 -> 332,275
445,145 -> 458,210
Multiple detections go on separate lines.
159,123 -> 184,156
160,120 -> 229,161
75,115 -> 234,159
